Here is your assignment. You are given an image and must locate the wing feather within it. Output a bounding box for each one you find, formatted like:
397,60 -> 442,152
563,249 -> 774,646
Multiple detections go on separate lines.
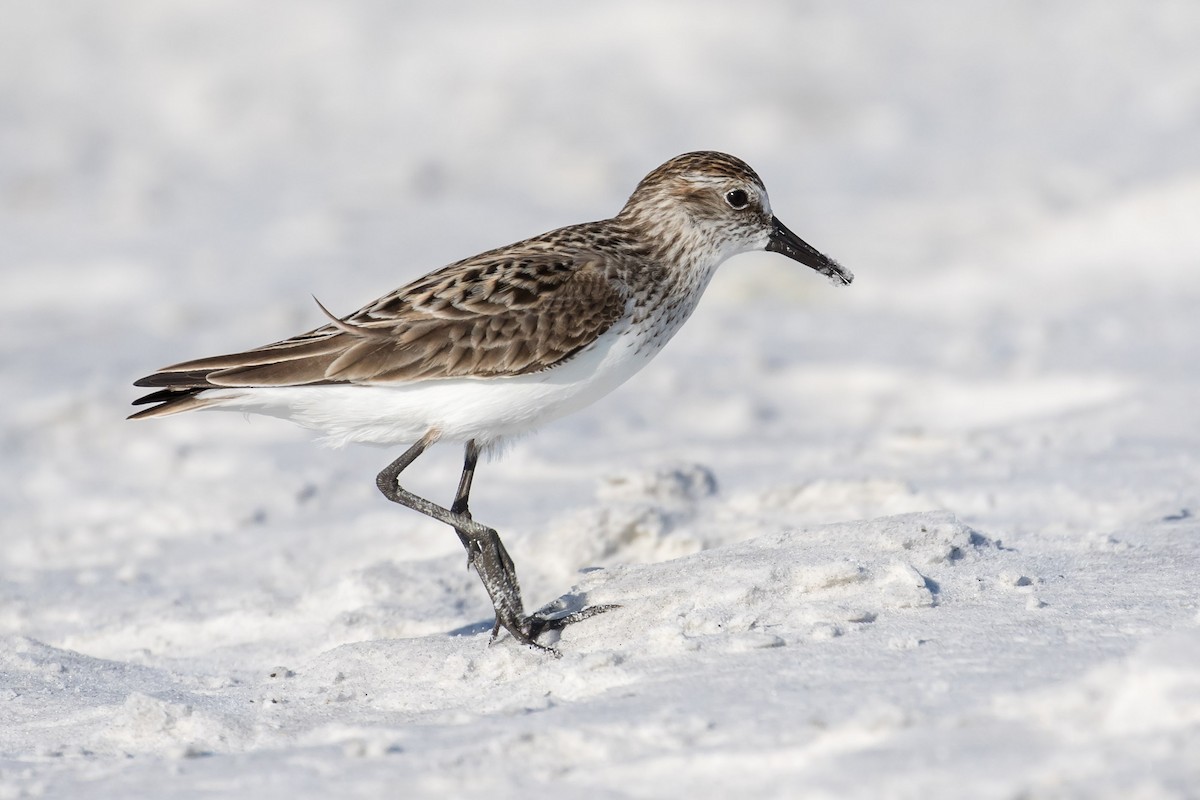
131,241 -> 630,416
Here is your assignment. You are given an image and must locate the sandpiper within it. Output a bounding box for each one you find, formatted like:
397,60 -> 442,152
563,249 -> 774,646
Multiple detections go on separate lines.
131,151 -> 853,653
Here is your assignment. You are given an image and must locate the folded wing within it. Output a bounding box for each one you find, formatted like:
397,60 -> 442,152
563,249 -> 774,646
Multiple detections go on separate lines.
130,248 -> 628,418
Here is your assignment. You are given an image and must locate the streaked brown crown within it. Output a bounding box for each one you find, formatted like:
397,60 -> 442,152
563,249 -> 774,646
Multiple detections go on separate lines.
630,151 -> 765,194
619,151 -> 764,214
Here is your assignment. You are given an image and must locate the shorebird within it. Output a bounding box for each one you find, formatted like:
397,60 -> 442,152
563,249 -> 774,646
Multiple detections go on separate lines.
131,151 -> 853,653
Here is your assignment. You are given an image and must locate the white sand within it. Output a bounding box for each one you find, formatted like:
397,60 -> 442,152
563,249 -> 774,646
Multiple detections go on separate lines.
2,2 -> 1199,797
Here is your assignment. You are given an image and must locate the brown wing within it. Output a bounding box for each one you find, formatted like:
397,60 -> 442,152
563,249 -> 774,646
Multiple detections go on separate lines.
131,246 -> 629,414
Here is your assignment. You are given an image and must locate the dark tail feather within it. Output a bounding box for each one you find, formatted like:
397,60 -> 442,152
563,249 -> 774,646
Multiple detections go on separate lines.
128,387 -> 217,419
133,370 -> 217,389
131,387 -> 196,406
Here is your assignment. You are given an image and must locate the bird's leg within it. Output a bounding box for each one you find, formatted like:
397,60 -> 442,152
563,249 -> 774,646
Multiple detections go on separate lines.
447,440 -> 530,645
449,444 -> 507,627
448,441 -> 620,645
449,441 -> 478,520
375,435 -> 545,653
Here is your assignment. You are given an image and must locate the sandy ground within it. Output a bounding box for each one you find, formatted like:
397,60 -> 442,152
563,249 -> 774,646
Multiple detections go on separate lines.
2,2 -> 1199,797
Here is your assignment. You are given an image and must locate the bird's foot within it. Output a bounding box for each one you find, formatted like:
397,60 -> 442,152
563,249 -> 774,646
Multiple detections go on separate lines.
526,603 -> 620,639
491,603 -> 621,658
463,521 -> 618,656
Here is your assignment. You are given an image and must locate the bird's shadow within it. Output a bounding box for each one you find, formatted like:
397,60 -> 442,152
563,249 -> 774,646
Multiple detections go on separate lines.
447,618 -> 494,639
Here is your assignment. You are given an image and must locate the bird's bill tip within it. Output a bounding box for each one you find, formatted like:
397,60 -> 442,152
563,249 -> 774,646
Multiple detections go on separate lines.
766,216 -> 853,286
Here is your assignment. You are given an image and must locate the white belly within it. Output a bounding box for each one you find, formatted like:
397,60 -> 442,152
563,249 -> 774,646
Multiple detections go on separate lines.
198,321 -> 668,448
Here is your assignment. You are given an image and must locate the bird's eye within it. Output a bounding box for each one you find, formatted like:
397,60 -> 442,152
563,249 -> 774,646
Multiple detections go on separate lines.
725,189 -> 750,210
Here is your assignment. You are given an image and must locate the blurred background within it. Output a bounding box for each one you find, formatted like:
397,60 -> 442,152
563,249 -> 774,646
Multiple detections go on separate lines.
2,0 -> 1199,561
4,5 -> 1200,792
5,1 -> 1197,343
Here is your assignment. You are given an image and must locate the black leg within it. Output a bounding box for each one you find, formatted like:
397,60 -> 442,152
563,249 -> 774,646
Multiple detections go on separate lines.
376,433 -> 617,655
450,440 -> 479,518
447,442 -> 507,641
376,434 -> 545,652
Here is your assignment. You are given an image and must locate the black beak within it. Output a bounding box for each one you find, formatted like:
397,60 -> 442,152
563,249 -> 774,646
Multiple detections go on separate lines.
765,216 -> 853,285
